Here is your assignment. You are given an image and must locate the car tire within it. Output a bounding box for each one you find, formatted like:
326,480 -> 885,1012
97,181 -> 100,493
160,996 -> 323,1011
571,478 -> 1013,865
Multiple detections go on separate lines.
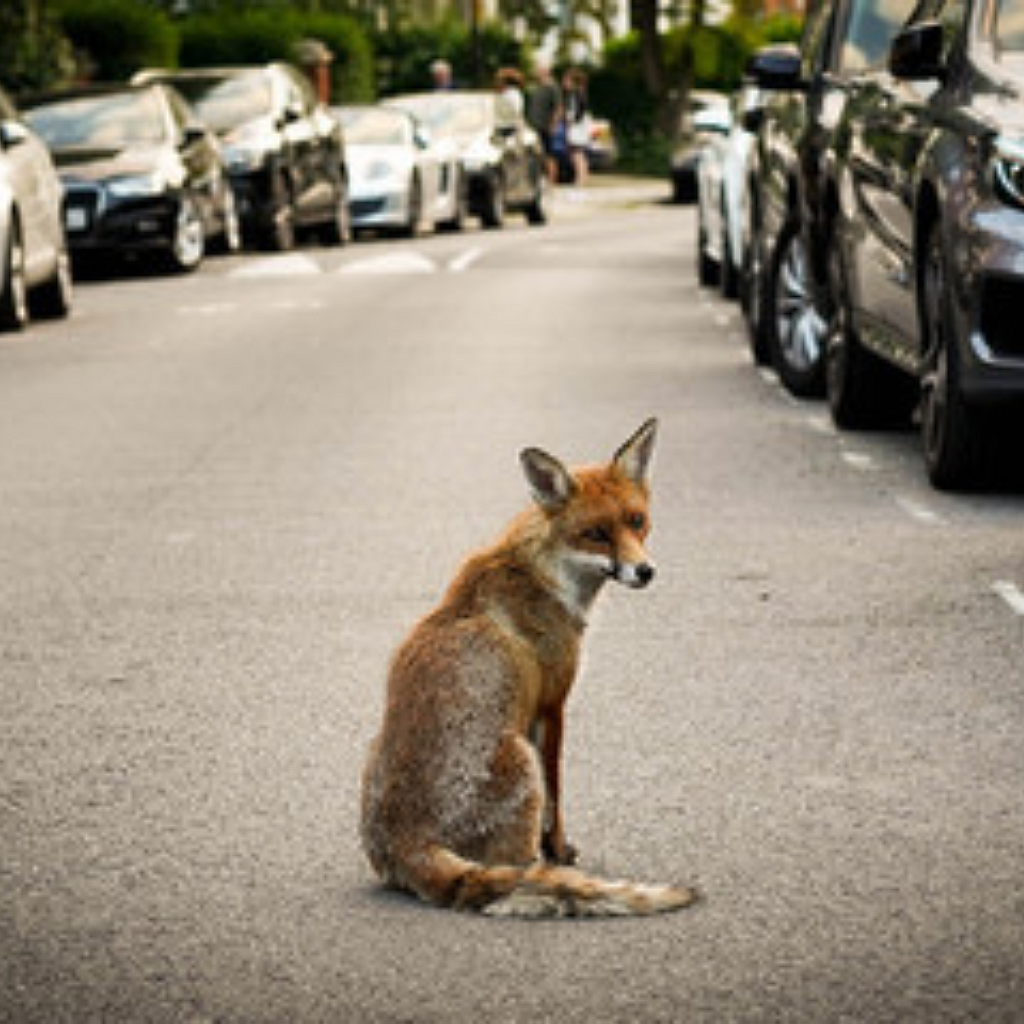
166,195 -> 205,273
525,163 -> 547,225
210,185 -> 241,255
261,172 -> 296,252
0,218 -> 29,332
742,198 -> 771,366
31,244 -> 73,320
826,239 -> 914,430
480,173 -> 505,229
697,209 -> 719,288
440,168 -> 468,232
919,223 -> 995,490
719,203 -> 739,300
767,220 -> 827,398
400,175 -> 423,238
320,179 -> 351,246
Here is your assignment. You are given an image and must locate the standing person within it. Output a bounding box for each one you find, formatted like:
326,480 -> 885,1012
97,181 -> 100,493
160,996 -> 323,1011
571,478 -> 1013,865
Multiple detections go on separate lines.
430,59 -> 453,90
561,68 -> 591,187
494,67 -> 525,118
526,62 -> 562,185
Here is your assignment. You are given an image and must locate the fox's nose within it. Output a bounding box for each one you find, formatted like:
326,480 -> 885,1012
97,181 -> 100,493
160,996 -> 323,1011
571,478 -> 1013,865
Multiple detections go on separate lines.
635,563 -> 656,588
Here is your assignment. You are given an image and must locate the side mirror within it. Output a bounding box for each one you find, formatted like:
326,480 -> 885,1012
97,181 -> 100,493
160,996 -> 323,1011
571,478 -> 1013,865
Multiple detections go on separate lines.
746,45 -> 804,90
0,120 -> 30,149
889,21 -> 946,80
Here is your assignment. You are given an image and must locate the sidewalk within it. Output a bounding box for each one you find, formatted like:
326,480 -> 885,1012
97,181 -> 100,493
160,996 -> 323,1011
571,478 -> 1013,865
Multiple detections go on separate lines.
548,173 -> 672,216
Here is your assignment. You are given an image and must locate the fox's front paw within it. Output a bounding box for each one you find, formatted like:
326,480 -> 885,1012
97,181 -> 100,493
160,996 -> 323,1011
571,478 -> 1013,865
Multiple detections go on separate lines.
542,834 -> 578,866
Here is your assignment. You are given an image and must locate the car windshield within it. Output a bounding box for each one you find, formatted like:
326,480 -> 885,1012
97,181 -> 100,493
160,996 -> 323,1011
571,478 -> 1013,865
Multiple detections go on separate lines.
339,107 -> 408,145
26,91 -> 166,149
389,94 -> 489,136
171,72 -> 273,132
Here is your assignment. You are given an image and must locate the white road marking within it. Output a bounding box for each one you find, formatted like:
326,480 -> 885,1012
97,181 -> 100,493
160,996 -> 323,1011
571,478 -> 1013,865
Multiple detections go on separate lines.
338,252 -> 436,275
230,254 -> 321,278
757,368 -> 775,385
179,303 -> 236,315
894,495 -> 945,525
448,247 -> 483,273
714,312 -> 732,327
804,414 -> 832,435
992,580 -> 1024,617
841,451 -> 876,472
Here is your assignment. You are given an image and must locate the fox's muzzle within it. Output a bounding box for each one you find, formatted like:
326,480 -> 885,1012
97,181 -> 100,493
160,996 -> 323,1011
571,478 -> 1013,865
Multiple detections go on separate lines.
610,561 -> 656,589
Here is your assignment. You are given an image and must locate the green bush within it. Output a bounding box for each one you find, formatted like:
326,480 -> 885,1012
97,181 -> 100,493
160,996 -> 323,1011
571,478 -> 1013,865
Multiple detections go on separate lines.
56,0 -> 177,80
179,9 -> 373,102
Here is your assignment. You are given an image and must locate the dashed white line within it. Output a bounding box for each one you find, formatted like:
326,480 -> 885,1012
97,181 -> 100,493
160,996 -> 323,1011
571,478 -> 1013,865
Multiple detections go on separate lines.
448,247 -> 483,273
841,451 -> 876,472
338,252 -> 436,275
992,580 -> 1024,616
894,495 -> 945,525
230,254 -> 321,278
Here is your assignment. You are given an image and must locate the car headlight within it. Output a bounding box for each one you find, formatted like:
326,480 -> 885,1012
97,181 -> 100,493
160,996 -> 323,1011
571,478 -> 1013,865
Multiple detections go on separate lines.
992,136 -> 1024,210
107,172 -> 165,198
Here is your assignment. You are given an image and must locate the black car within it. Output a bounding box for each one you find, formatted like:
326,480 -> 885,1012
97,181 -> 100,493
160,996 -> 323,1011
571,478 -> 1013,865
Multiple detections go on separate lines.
744,0 -> 915,392
387,91 -> 547,228
135,64 -> 349,251
824,0 -> 1024,487
25,83 -> 238,272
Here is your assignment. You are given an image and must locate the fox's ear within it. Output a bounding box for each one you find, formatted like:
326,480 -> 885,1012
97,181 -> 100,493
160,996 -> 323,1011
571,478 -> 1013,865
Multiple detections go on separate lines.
520,447 -> 576,510
613,418 -> 658,486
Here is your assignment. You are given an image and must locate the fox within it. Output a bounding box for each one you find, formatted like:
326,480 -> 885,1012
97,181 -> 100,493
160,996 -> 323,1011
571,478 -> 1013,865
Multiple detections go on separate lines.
360,419 -> 697,918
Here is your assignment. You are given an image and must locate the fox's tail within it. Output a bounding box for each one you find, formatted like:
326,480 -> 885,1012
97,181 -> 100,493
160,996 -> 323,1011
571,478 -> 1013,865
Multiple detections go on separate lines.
399,845 -> 697,919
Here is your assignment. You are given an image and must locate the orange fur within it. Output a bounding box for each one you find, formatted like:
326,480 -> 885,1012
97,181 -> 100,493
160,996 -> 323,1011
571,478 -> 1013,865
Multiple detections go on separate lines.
360,419 -> 697,917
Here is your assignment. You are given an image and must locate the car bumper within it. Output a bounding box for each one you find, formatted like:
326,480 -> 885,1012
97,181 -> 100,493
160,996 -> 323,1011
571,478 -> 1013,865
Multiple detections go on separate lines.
957,202 -> 1024,403
63,186 -> 178,255
348,189 -> 410,229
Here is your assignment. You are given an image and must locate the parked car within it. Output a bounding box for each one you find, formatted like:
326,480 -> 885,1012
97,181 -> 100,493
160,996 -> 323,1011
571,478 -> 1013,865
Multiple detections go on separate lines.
695,86 -> 762,300
823,0 -> 1024,487
25,83 -> 238,273
386,91 -> 547,228
669,90 -> 729,204
0,86 -> 71,331
134,64 -> 349,250
335,104 -> 466,235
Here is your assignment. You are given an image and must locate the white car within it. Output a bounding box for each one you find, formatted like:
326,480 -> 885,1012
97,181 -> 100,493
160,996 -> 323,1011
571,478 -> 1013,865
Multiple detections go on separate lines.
334,104 -> 466,236
0,86 -> 72,332
696,87 -> 761,301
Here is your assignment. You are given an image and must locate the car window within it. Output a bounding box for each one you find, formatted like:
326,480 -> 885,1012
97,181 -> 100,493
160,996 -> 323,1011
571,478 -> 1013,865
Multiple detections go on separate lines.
26,90 -> 167,148
339,108 -> 409,145
182,73 -> 274,132
838,0 -> 917,71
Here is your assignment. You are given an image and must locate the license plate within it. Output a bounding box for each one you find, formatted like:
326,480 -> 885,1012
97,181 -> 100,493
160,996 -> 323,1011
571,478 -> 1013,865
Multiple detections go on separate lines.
65,207 -> 88,231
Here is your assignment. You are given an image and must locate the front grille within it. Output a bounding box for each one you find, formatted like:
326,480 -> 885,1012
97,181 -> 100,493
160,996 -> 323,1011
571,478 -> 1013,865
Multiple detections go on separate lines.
979,274 -> 1024,359
351,198 -> 386,218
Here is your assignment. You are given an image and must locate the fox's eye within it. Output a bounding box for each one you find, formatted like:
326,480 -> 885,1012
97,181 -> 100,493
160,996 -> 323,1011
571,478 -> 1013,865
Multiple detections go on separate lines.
582,526 -> 611,545
627,512 -> 646,532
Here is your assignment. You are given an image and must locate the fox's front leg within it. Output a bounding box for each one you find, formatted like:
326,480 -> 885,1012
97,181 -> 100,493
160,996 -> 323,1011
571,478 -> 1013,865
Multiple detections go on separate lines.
534,706 -> 577,865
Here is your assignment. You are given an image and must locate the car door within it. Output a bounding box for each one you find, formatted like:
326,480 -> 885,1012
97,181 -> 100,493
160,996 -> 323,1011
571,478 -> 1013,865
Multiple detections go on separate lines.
838,0 -> 939,347
0,88 -> 61,283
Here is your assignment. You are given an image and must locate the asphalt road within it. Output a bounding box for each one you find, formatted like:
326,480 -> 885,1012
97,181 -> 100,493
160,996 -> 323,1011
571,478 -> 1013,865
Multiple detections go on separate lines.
1,179 -> 1023,1024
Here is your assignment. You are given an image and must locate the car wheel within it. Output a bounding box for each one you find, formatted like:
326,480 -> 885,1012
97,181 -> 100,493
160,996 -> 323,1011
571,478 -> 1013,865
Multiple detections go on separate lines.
400,175 -> 423,238
742,199 -> 771,366
480,173 -> 505,229
320,179 -> 351,246
525,164 -> 547,225
697,213 -> 719,288
167,196 -> 205,272
826,238 -> 914,430
919,223 -> 994,489
262,173 -> 296,252
767,220 -> 827,398
444,168 -> 468,232
0,218 -> 29,332
211,185 -> 241,255
719,204 -> 739,300
31,243 -> 73,320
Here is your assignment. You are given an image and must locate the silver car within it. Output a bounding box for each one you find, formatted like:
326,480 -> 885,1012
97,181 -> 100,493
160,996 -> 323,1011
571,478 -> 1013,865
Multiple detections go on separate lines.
0,86 -> 72,332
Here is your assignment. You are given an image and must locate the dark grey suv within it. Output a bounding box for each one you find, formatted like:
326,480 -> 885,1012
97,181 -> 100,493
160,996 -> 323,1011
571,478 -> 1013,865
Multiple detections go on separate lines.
825,0 -> 1024,487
